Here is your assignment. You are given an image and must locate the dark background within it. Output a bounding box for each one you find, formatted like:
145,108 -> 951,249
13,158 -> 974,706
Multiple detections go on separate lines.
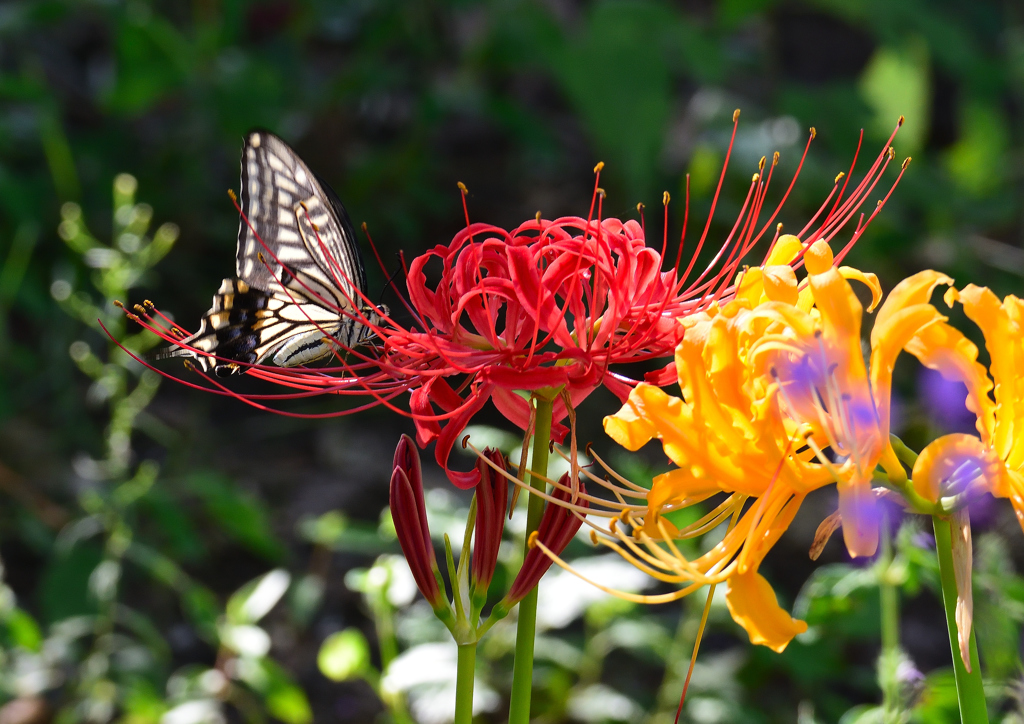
1,1 -> 1023,723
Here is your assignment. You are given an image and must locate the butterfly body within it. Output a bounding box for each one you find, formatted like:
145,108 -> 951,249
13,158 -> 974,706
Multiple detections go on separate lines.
160,131 -> 385,376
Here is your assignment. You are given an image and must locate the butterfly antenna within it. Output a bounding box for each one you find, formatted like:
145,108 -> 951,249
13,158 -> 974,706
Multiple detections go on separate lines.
379,262 -> 403,305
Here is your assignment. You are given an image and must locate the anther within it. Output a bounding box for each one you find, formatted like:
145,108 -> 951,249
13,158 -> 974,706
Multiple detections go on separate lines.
752,173 -> 759,183
636,202 -> 644,214
457,181 -> 468,193
143,299 -> 155,310
758,156 -> 766,171
227,189 -> 237,202
809,127 -> 817,139
834,171 -> 846,184
770,366 -> 779,378
814,329 -> 823,338
593,161 -> 605,173
887,147 -> 895,160
590,530 -> 599,545
902,157 -> 912,170
876,200 -> 883,208
462,434 -> 471,449
596,187 -> 606,198
535,211 -> 542,223
183,360 -> 196,372
772,151 -> 780,166
898,115 -> 905,127
133,304 -> 146,314
776,223 -> 783,232
662,191 -> 670,206
732,108 -> 741,122
257,252 -> 266,263
609,518 -> 619,534
113,300 -> 124,308
361,222 -> 368,233
527,531 -> 539,549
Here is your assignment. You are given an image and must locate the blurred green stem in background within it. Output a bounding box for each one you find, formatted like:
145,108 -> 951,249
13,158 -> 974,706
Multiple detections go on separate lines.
932,515 -> 988,724
508,396 -> 553,724
878,513 -> 901,722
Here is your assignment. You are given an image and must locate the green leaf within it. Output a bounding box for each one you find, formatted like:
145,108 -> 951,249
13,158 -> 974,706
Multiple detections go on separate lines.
944,100 -> 1010,196
859,39 -> 931,153
317,628 -> 371,682
236,658 -> 313,724
546,0 -> 677,200
187,471 -> 284,561
5,608 -> 42,651
226,569 -> 291,625
39,542 -> 103,623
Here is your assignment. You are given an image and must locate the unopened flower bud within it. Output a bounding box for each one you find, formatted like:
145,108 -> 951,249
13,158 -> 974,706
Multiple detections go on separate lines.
505,475 -> 588,606
390,435 -> 447,611
471,448 -> 508,599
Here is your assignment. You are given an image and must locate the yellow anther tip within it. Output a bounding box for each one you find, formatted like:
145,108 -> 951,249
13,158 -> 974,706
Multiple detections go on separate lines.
732,108 -> 741,122
809,127 -> 817,139
527,531 -> 540,549
898,115 -> 905,127
662,191 -> 670,205
457,181 -> 468,193
594,161 -> 605,173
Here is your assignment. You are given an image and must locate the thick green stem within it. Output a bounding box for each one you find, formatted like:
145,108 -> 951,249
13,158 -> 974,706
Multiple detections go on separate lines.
932,516 -> 988,724
454,643 -> 477,724
508,396 -> 553,724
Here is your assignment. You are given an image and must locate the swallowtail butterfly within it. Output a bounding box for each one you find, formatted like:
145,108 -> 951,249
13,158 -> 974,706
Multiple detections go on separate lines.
159,131 -> 386,377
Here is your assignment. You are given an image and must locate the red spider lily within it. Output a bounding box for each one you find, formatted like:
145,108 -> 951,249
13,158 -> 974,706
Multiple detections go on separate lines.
118,113 -> 910,488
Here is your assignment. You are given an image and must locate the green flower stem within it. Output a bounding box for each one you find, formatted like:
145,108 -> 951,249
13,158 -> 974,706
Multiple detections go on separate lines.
508,396 -> 554,724
878,516 -> 900,722
932,515 -> 988,724
454,642 -> 477,724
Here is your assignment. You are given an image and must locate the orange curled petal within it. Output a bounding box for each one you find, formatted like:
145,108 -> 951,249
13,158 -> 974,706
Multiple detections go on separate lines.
903,321 -> 994,441
803,239 -> 833,274
838,266 -> 882,312
912,433 -> 995,503
725,570 -> 807,653
649,468 -> 721,509
604,383 -> 666,451
838,479 -> 879,558
762,265 -> 799,305
873,269 -> 954,344
765,234 -> 803,266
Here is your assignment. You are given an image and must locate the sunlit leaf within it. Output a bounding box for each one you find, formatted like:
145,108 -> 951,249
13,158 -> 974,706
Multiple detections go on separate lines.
317,628 -> 371,682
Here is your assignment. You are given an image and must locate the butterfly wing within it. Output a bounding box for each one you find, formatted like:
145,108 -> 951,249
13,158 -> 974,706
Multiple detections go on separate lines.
236,130 -> 368,310
157,132 -> 380,375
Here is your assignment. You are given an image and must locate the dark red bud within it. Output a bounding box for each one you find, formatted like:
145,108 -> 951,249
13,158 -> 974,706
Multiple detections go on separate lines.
505,474 -> 588,606
390,436 -> 445,609
471,448 -> 508,596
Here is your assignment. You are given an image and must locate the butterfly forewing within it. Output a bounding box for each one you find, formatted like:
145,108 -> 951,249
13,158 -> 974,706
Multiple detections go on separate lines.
237,131 -> 368,310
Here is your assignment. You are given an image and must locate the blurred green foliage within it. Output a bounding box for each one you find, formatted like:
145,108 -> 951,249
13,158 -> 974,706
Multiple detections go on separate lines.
1,0 -> 1024,722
